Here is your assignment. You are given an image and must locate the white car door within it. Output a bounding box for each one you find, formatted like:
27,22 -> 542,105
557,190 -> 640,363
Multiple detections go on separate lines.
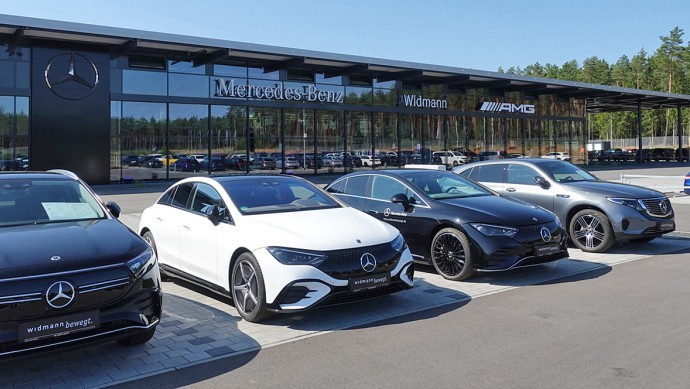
178,183 -> 226,285
151,182 -> 196,270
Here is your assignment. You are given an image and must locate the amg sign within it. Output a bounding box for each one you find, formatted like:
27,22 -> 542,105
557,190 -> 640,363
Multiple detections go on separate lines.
478,101 -> 535,114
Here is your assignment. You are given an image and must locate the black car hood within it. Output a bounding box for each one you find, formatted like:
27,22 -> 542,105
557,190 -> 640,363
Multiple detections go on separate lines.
0,219 -> 148,278
439,195 -> 556,226
562,180 -> 665,198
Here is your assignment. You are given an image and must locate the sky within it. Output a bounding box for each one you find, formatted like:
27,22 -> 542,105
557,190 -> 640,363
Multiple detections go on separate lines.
3,0 -> 690,71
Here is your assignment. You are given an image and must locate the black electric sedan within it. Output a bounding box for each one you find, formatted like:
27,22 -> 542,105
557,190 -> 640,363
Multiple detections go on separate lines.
0,170 -> 162,358
325,169 -> 569,281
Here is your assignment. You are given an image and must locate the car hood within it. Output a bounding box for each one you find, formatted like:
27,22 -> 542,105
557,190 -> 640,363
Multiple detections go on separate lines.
439,195 -> 556,226
0,219 -> 149,278
561,180 -> 666,198
239,207 -> 399,251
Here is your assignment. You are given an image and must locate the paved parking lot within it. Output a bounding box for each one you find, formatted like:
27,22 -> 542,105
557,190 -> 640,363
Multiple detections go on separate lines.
2,166 -> 689,388
2,230 -> 688,388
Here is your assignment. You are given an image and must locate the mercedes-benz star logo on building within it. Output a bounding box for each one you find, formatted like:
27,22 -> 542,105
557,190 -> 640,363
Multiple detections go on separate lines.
44,52 -> 99,100
46,281 -> 76,309
540,227 -> 552,243
360,253 -> 377,273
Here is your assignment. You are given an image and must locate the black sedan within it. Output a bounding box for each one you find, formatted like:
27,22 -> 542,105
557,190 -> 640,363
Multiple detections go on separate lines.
325,169 -> 569,280
0,170 -> 161,357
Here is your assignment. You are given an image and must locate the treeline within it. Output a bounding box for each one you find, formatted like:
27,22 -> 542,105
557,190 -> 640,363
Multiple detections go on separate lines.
499,27 -> 689,145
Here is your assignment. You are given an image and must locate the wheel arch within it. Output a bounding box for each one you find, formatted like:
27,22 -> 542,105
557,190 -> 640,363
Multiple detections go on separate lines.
565,204 -> 609,231
226,247 -> 253,294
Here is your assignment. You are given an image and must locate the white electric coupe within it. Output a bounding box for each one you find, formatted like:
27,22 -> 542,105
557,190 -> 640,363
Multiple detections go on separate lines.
138,175 -> 414,322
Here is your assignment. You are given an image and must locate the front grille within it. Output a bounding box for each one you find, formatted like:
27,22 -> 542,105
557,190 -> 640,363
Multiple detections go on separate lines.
641,197 -> 673,217
316,242 -> 401,280
0,266 -> 132,322
513,221 -> 562,245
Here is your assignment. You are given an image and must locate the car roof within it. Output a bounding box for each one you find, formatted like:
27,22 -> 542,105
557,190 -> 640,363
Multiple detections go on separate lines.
0,171 -> 75,181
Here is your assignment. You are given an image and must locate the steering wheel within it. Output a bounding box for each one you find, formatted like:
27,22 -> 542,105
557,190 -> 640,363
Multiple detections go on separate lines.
563,176 -> 574,181
444,186 -> 459,193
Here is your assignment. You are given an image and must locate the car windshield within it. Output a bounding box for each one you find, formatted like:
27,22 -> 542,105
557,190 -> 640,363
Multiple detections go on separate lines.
0,178 -> 106,227
537,160 -> 598,182
221,177 -> 341,215
402,171 -> 492,199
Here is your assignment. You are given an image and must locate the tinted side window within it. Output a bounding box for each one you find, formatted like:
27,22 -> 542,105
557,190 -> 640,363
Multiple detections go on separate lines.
371,176 -> 410,201
191,183 -> 231,222
475,165 -> 504,183
343,176 -> 369,196
506,164 -> 538,185
157,188 -> 174,205
171,183 -> 194,208
326,179 -> 346,194
458,167 -> 474,179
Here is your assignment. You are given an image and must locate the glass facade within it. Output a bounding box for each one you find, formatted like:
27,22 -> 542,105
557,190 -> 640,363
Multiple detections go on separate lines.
2,41 -> 685,181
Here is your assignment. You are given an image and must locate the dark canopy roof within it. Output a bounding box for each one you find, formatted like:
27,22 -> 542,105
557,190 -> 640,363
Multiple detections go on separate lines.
3,13 -> 690,113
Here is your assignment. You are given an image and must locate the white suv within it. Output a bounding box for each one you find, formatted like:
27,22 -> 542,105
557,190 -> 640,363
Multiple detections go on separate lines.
541,152 -> 570,161
432,151 -> 468,166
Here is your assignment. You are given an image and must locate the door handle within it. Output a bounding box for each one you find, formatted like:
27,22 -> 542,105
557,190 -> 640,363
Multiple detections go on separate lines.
367,209 -> 378,215
506,187 -> 516,192
182,225 -> 190,231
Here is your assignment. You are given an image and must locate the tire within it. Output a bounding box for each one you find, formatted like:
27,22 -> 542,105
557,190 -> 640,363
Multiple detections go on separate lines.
430,228 -> 474,281
569,209 -> 614,253
231,253 -> 270,322
117,325 -> 157,346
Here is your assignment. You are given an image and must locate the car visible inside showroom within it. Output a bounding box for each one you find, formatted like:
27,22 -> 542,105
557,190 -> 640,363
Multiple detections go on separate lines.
0,170 -> 161,358
325,168 -> 568,281
452,159 -> 676,252
138,175 -> 414,322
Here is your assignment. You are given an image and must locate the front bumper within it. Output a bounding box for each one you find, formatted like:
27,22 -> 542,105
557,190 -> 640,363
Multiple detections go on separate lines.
256,247 -> 414,312
608,206 -> 675,240
464,223 -> 570,272
0,261 -> 162,358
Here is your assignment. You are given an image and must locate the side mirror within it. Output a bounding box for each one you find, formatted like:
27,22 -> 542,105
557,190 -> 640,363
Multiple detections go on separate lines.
105,201 -> 121,218
390,193 -> 415,211
206,204 -> 221,225
534,176 -> 550,189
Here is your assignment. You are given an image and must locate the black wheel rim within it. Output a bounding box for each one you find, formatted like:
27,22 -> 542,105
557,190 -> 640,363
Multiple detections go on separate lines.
572,214 -> 606,250
233,260 -> 259,316
432,232 -> 466,276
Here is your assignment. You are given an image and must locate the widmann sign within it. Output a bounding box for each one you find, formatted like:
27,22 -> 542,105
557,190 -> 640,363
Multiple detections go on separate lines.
213,78 -> 344,103
478,101 -> 535,114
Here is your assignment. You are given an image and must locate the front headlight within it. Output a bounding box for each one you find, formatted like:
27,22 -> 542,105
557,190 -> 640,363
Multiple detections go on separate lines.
390,234 -> 406,252
126,247 -> 155,278
607,197 -> 645,212
267,247 -> 327,266
471,223 -> 518,237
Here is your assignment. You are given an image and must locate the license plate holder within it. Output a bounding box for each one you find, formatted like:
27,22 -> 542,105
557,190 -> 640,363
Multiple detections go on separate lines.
658,220 -> 675,231
18,310 -> 100,343
534,244 -> 561,257
349,273 -> 391,292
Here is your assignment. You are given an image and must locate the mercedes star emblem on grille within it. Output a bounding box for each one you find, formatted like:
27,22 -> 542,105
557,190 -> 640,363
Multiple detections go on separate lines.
660,201 -> 668,214
360,253 -> 377,273
46,281 -> 76,309
540,227 -> 552,243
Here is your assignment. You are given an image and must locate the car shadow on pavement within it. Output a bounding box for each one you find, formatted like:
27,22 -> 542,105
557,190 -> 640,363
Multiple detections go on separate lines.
0,291 -> 260,389
260,277 -> 471,332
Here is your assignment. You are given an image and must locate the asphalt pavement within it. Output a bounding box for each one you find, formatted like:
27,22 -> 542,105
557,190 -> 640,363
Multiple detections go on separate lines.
1,163 -> 689,388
